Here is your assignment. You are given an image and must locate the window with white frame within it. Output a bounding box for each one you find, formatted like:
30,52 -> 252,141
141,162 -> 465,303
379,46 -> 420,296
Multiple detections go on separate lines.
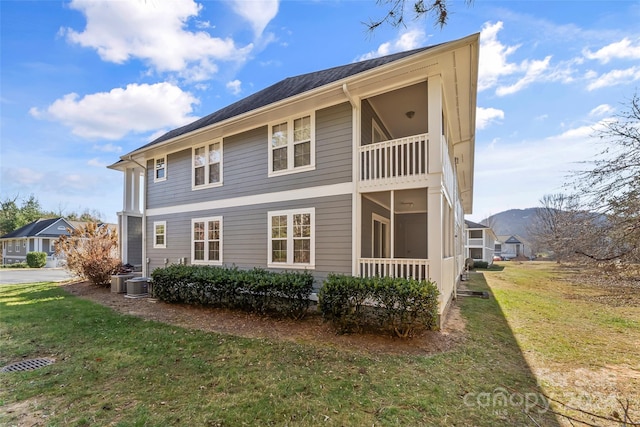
15,240 -> 19,252
268,208 -> 315,268
269,114 -> 315,175
372,120 -> 386,144
154,157 -> 166,182
8,241 -> 12,253
153,221 -> 166,249
192,217 -> 222,264
193,142 -> 222,189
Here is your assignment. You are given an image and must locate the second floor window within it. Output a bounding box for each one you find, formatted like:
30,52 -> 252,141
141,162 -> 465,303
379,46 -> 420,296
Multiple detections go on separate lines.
269,114 -> 315,176
154,157 -> 166,182
193,142 -> 222,189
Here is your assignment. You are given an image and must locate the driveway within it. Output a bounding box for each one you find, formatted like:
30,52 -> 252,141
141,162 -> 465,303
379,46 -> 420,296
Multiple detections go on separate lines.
0,268 -> 75,285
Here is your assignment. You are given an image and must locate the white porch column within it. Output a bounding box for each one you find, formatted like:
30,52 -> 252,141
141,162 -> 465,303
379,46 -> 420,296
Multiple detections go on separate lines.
427,187 -> 444,301
427,74 -> 443,174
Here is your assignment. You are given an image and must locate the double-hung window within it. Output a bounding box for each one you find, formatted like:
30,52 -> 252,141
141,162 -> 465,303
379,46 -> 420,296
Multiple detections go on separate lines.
192,217 -> 222,264
154,157 -> 166,182
153,221 -> 166,249
268,208 -> 315,268
193,142 -> 222,189
269,114 -> 315,176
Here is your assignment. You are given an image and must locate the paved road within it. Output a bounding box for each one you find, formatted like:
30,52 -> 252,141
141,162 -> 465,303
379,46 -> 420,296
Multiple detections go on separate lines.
0,268 -> 75,285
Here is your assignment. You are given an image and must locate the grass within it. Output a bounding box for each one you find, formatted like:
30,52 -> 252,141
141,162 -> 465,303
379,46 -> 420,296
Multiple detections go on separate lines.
482,261 -> 640,425
5,261 -> 638,426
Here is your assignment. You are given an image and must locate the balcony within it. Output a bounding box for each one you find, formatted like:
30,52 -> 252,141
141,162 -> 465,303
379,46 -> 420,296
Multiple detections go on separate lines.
358,133 -> 456,199
359,134 -> 428,190
358,258 -> 430,281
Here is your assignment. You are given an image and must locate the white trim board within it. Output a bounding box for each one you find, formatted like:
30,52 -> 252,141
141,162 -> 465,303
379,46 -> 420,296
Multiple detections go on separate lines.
147,182 -> 353,217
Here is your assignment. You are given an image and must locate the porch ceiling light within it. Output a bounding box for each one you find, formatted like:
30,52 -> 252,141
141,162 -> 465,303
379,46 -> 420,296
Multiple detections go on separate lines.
405,110 -> 415,119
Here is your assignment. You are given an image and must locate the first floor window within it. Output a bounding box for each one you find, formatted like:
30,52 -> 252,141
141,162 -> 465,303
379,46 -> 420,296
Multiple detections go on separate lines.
192,217 -> 222,264
153,221 -> 166,249
15,241 -> 19,252
268,208 -> 314,268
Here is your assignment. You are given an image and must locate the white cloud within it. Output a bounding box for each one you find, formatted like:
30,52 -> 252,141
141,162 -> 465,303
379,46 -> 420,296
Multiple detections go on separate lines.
64,0 -> 254,81
93,143 -> 122,153
226,79 -> 242,95
589,104 -> 614,117
476,107 -> 504,130
586,66 -> 640,91
479,21 -> 562,96
583,37 -> 640,64
229,0 -> 278,37
30,82 -> 199,140
356,28 -> 427,61
471,123 -> 604,219
87,158 -> 107,168
478,21 -> 521,92
495,56 -> 552,96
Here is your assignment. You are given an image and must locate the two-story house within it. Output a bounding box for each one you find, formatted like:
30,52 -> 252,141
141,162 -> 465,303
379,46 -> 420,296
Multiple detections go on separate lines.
0,217 -> 75,266
464,219 -> 496,264
109,33 -> 479,321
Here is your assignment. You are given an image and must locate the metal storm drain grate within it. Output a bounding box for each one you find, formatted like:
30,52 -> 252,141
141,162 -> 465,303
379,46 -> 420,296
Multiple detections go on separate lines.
1,358 -> 55,373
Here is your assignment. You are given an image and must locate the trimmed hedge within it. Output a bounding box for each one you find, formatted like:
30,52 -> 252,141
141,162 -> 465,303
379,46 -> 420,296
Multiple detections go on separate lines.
473,261 -> 489,269
151,265 -> 314,319
318,274 -> 440,338
26,252 -> 47,268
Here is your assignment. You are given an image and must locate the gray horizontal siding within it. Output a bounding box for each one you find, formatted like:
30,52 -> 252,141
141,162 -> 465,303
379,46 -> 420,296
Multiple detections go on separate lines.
145,194 -> 352,288
146,102 -> 353,210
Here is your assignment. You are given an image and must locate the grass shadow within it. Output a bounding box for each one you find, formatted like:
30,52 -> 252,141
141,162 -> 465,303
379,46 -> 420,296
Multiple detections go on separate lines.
458,271 -> 560,425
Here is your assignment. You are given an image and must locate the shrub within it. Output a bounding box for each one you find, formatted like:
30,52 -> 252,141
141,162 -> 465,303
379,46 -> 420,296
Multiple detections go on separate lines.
318,274 -> 440,338
473,261 -> 489,269
151,265 -> 314,319
1,262 -> 28,269
54,222 -> 121,287
26,251 -> 47,268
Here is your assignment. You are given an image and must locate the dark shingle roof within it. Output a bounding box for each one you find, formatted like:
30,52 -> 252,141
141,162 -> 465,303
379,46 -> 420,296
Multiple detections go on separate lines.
0,218 -> 66,239
504,236 -> 522,244
138,45 -> 438,151
465,219 -> 487,229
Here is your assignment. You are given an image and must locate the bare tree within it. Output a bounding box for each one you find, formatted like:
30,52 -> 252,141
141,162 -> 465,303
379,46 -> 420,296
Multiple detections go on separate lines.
365,0 -> 473,31
568,91 -> 640,264
529,194 -> 580,261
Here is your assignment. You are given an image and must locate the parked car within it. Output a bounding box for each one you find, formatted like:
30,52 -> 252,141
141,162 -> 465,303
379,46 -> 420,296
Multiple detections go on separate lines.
492,255 -> 503,261
501,253 -> 516,261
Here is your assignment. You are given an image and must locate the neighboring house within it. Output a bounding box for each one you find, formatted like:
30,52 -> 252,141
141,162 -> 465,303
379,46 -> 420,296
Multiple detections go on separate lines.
495,235 -> 532,260
464,220 -> 496,264
108,33 -> 480,322
0,218 -> 74,267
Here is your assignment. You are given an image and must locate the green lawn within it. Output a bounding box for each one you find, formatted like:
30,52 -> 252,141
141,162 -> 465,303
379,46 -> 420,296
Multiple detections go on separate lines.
481,262 -> 640,425
2,262 -> 636,426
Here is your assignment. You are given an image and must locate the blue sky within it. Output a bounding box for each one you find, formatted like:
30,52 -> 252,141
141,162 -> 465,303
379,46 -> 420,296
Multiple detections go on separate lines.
2,0 -> 639,224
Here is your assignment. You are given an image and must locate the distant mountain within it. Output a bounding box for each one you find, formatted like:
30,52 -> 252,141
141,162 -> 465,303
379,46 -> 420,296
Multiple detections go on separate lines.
483,208 -> 540,240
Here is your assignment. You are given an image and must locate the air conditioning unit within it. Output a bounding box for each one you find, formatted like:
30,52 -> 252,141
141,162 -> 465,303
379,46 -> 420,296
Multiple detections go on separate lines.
111,274 -> 134,293
126,277 -> 149,298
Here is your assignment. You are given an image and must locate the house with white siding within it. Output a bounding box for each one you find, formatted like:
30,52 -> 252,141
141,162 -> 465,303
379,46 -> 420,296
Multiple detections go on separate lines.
108,33 -> 480,321
465,219 -> 496,264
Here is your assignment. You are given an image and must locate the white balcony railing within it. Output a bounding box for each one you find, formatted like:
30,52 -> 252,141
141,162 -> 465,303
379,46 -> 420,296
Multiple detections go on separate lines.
359,134 -> 428,188
358,258 -> 430,281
